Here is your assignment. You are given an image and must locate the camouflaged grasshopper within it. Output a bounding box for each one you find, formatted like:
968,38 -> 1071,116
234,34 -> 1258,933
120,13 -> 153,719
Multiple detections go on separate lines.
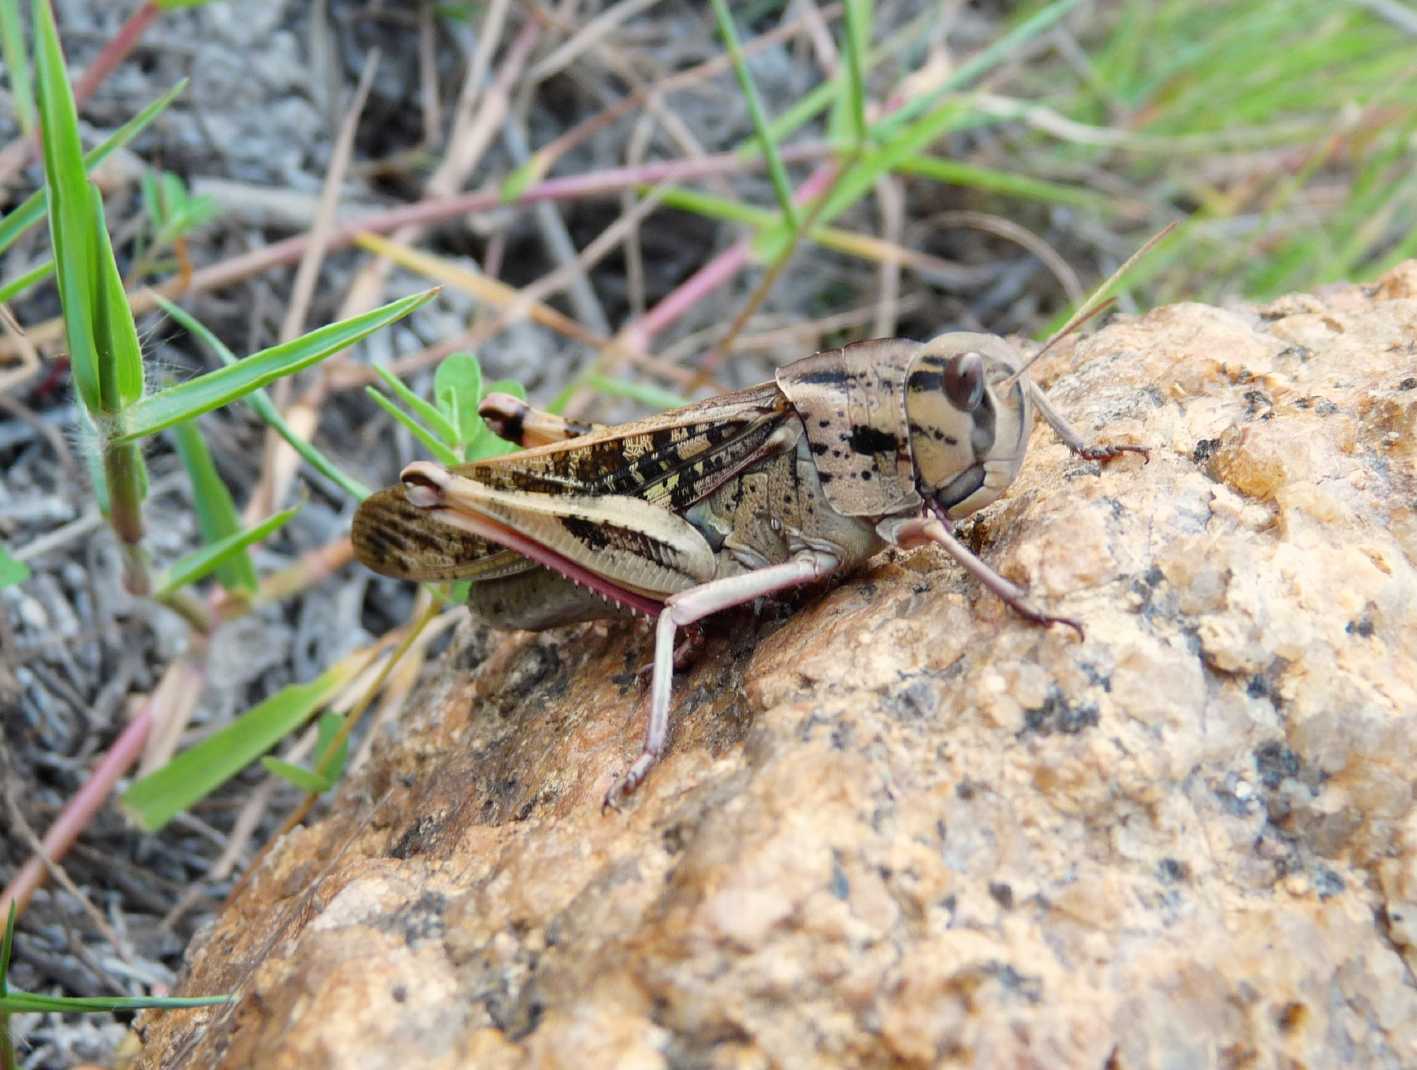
353,248 -> 1158,809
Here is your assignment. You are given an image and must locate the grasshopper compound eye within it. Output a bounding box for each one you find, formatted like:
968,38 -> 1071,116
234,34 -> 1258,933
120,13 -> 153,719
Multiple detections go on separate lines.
943,352 -> 985,412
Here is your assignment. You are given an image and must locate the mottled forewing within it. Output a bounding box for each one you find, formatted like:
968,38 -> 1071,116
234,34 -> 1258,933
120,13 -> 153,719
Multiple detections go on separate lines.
352,382 -> 790,582
351,484 -> 527,581
453,382 -> 790,511
775,339 -> 923,516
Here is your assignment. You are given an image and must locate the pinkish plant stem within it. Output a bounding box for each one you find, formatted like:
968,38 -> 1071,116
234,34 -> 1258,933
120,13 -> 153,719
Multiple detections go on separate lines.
5,142 -> 840,354
622,162 -> 843,354
0,702 -> 152,919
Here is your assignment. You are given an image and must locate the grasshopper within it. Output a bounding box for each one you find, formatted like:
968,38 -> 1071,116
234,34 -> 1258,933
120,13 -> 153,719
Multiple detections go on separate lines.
353,246 -> 1159,809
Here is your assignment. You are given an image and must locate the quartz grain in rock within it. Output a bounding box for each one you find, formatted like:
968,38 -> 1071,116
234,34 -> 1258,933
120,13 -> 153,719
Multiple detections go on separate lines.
138,270 -> 1417,1068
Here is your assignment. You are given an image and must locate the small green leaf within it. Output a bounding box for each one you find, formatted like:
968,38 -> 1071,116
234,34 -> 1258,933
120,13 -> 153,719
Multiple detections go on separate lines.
259,757 -> 331,793
152,505 -> 298,598
0,545 -> 29,588
122,657 -> 363,830
585,373 -> 688,412
170,420 -> 257,593
365,386 -> 461,467
499,158 -> 539,203
113,289 -> 438,443
373,364 -> 459,446
433,351 -> 483,445
312,711 -> 349,782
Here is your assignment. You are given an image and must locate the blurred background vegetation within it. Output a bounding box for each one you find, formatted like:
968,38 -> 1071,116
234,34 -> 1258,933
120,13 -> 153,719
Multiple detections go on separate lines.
0,0 -> 1413,1063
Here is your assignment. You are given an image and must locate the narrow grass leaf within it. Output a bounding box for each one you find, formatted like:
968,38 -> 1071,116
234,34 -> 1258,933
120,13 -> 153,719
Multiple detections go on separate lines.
170,420 -> 257,593
710,0 -> 799,232
33,0 -> 99,413
0,78 -> 187,258
0,902 -> 13,1070
259,757 -> 331,794
114,289 -> 437,443
0,260 -> 54,303
0,992 -> 232,1013
373,364 -> 459,447
0,0 -> 34,136
872,0 -> 1084,139
90,185 -> 145,409
585,374 -> 688,412
154,295 -> 370,501
366,386 -> 460,467
0,546 -> 29,588
896,156 -> 1114,211
152,505 -> 298,599
841,0 -> 871,148
122,656 -> 365,830
309,710 -> 349,786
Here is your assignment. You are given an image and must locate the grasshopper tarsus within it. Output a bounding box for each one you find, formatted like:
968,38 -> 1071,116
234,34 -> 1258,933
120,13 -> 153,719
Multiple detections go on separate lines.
1076,443 -> 1150,465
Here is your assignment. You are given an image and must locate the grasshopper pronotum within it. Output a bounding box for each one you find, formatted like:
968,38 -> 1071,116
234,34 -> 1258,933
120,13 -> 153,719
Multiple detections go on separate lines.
353,248 -> 1158,809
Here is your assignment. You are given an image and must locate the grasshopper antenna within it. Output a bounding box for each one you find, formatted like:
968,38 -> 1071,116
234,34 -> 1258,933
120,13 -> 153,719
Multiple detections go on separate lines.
1000,222 -> 1178,391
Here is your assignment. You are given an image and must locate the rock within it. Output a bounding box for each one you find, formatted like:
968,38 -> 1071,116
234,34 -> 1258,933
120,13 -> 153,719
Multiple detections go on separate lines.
135,270 -> 1417,1068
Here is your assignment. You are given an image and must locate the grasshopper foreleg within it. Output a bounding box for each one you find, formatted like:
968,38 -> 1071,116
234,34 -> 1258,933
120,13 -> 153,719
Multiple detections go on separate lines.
1028,381 -> 1150,464
881,510 -> 1084,641
604,550 -> 841,812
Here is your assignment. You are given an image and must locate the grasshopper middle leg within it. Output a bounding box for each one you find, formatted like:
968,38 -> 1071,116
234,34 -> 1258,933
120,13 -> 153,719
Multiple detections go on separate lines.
604,549 -> 842,811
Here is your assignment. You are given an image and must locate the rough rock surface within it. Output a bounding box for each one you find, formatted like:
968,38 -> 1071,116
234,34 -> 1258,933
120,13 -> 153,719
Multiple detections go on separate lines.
138,271 -> 1417,1068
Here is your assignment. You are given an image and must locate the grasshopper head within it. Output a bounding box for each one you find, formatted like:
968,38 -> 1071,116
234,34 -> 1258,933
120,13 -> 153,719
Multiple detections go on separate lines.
904,332 -> 1033,521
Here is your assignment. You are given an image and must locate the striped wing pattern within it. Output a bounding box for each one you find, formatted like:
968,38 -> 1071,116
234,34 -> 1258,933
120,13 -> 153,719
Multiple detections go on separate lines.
352,382 -> 789,583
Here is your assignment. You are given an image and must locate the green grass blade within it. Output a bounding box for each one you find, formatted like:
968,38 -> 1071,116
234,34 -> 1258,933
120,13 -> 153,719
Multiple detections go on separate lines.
0,0 -> 34,137
0,259 -> 54,303
365,386 -> 461,466
0,991 -> 232,1013
121,655 -> 365,830
33,0 -> 99,413
0,79 -> 188,258
372,365 -> 459,447
584,373 -> 688,411
872,0 -> 1084,139
114,289 -> 438,444
90,185 -> 145,410
152,505 -> 298,599
710,0 -> 800,232
170,420 -> 257,593
895,155 -> 1114,211
0,902 -> 13,1070
153,296 -> 370,501
259,757 -> 331,793
1,901 -> 13,993
841,0 -> 871,148
0,545 -> 29,588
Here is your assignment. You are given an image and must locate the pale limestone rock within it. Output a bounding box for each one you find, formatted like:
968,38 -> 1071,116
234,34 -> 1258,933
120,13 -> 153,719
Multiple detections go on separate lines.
138,269 -> 1417,1068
